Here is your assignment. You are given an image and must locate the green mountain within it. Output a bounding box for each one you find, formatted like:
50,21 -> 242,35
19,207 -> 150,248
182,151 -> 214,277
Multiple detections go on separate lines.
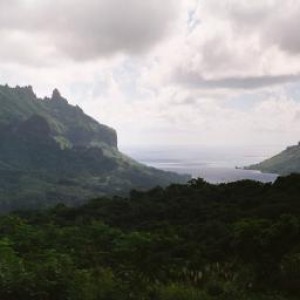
0,84 -> 189,212
246,142 -> 300,175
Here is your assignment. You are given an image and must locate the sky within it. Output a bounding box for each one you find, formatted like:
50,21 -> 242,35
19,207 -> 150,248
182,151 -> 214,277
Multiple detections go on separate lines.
1,0 -> 300,149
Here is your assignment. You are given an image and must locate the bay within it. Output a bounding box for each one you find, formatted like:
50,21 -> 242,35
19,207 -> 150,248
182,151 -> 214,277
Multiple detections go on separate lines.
122,145 -> 281,183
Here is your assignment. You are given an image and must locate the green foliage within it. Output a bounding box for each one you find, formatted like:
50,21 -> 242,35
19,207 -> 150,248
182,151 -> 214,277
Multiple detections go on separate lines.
158,284 -> 208,300
0,175 -> 299,298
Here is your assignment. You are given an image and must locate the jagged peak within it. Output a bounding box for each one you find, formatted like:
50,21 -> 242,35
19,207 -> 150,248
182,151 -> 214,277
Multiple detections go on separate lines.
0,83 -> 118,148
1,84 -> 36,98
51,88 -> 68,103
52,88 -> 61,98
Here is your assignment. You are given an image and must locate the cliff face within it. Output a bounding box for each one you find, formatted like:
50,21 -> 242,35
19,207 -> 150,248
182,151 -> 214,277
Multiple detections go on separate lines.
247,142 -> 300,175
0,85 -> 118,148
0,84 -> 189,212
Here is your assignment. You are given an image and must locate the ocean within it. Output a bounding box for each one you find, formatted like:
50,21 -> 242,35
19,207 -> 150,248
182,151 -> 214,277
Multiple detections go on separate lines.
121,145 -> 282,184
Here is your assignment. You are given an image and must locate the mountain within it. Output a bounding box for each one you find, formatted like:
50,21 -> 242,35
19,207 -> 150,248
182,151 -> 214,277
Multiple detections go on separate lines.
0,84 -> 189,212
0,85 -> 117,148
246,142 -> 300,175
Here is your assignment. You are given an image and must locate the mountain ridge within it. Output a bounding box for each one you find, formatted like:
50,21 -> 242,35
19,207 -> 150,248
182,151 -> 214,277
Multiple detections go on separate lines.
246,141 -> 300,175
0,84 -> 189,212
0,84 -> 118,148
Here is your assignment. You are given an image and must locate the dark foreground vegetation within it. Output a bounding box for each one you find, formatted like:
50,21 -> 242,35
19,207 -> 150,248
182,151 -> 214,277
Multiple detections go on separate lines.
0,175 -> 300,299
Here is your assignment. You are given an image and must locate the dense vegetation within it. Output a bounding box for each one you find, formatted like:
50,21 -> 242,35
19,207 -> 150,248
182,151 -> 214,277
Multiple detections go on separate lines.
0,84 -> 188,212
0,175 -> 299,299
247,142 -> 300,175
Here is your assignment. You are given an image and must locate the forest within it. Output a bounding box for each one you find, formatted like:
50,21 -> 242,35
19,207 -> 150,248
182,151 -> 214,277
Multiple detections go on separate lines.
0,174 -> 299,299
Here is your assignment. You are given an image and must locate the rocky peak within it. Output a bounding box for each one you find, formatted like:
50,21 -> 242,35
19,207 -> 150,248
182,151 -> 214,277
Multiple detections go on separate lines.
51,89 -> 68,104
52,88 -> 61,99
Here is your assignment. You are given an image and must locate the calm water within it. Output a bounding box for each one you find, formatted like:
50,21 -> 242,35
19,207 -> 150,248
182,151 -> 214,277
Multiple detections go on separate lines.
122,145 -> 282,184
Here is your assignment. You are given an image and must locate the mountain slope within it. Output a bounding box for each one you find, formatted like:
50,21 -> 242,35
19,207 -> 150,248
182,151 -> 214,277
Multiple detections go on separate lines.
247,142 -> 300,175
0,85 -> 117,148
0,84 -> 189,212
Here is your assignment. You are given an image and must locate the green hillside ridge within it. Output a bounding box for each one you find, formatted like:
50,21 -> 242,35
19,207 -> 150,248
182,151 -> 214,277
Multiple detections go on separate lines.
0,85 -> 117,148
247,142 -> 300,175
0,84 -> 189,212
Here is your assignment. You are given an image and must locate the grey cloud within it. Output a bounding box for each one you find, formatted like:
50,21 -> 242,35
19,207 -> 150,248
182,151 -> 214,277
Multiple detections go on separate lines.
175,71 -> 300,90
267,11 -> 300,55
0,0 -> 179,61
223,1 -> 300,55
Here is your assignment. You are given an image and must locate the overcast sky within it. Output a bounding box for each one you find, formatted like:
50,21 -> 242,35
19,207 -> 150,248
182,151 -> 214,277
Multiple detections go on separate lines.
1,0 -> 300,149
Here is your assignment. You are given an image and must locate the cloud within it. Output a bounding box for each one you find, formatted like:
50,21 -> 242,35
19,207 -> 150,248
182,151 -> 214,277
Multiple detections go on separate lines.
0,0 -> 180,62
2,0 -> 300,148
175,72 -> 300,90
267,9 -> 300,55
212,0 -> 300,55
149,0 -> 300,92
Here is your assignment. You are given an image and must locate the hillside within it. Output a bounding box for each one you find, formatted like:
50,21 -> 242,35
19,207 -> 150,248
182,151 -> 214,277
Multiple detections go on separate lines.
0,84 -> 189,212
247,142 -> 300,175
0,175 -> 299,299
0,85 -> 117,148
